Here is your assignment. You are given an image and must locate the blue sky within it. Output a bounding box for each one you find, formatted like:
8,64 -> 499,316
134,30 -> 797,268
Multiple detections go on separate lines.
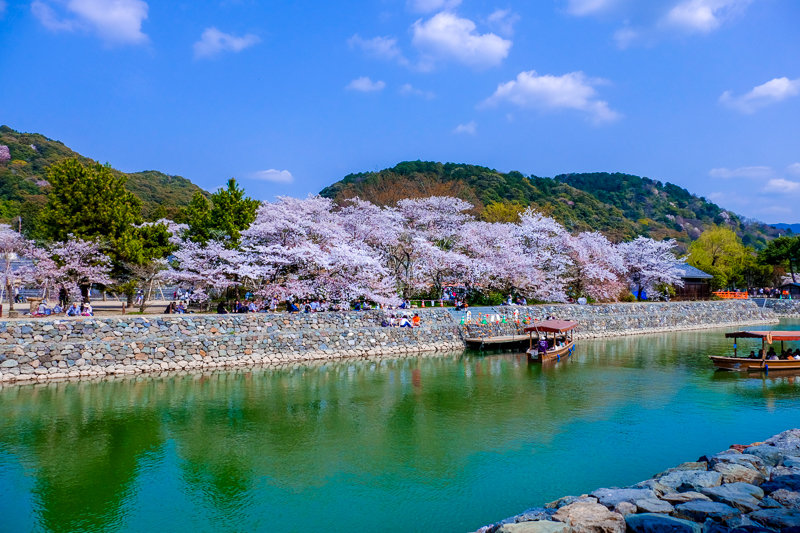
1,0 -> 799,222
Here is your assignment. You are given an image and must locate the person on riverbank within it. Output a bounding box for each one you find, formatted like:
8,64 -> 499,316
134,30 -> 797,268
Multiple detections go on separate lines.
58,286 -> 68,308
217,301 -> 228,314
66,303 -> 79,316
412,314 -> 420,327
399,315 -> 412,327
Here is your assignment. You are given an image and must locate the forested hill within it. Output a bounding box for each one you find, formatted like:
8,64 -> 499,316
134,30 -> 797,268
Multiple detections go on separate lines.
0,125 -> 206,231
320,161 -> 781,248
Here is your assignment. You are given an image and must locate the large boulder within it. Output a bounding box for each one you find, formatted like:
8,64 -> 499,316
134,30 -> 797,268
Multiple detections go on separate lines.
673,500 -> 739,522
552,501 -> 625,533
658,470 -> 723,492
747,508 -> 800,529
497,522 -> 569,533
700,483 -> 764,512
634,498 -> 674,514
613,502 -> 636,516
661,492 -> 712,504
590,487 -> 655,509
768,489 -> 800,509
763,429 -> 800,454
711,463 -> 766,485
625,513 -> 701,533
709,452 -> 769,477
514,508 -> 556,522
655,462 -> 708,477
743,445 -> 783,467
760,474 -> 800,494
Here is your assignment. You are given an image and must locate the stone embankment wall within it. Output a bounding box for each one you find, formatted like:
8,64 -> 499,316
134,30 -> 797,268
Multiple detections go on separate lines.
0,309 -> 462,383
477,429 -> 800,533
0,301 -> 780,383
462,300 -> 777,339
759,299 -> 800,318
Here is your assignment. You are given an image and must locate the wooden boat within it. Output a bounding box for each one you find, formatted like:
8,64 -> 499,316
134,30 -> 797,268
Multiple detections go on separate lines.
525,320 -> 578,363
710,331 -> 800,372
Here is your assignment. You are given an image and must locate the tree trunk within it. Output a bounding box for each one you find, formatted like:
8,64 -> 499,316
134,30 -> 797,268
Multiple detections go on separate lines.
791,258 -> 797,283
6,282 -> 14,312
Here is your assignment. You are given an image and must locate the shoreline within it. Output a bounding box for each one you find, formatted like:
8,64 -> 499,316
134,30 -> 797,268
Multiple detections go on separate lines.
476,429 -> 800,533
0,300 -> 783,385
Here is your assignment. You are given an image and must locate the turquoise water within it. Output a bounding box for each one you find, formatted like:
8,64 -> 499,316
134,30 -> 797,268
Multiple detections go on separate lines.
2,322 -> 800,532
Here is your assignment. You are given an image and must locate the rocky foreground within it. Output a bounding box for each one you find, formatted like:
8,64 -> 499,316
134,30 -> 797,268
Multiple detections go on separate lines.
477,430 -> 800,533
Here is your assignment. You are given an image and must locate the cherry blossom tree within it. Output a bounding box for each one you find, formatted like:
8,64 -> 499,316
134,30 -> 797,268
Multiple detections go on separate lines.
618,236 -> 684,300
161,239 -> 241,304
45,237 -> 113,302
566,232 -> 627,301
0,224 -> 34,312
515,208 -> 572,302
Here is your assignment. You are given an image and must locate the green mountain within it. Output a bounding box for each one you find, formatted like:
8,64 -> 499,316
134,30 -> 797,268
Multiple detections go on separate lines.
0,125 -> 206,235
320,160 -> 781,248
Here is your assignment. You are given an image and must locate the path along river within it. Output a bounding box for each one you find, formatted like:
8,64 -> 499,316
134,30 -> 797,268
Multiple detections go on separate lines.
2,320 -> 800,532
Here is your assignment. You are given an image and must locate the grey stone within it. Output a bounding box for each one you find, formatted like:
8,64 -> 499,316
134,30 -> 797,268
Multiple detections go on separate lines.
625,513 -> 701,533
743,446 -> 783,467
0,359 -> 18,368
659,470 -> 724,492
662,492 -> 713,504
635,498 -> 674,514
700,483 -> 764,512
764,429 -> 800,453
591,487 -> 656,508
761,474 -> 800,493
711,463 -> 765,485
768,489 -> 800,509
515,507 -> 556,522
673,500 -> 739,522
710,453 -> 768,476
613,502 -> 637,516
497,522 -> 568,533
747,508 -> 800,529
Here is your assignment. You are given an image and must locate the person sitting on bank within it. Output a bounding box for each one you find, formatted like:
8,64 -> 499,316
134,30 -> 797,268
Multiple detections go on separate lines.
287,300 -> 300,313
217,301 -> 229,314
381,316 -> 391,327
81,303 -> 93,316
399,315 -> 412,327
412,313 -> 421,327
66,303 -> 79,316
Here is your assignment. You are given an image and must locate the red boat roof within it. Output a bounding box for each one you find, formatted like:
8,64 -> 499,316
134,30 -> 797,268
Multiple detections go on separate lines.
524,320 -> 579,333
725,331 -> 800,341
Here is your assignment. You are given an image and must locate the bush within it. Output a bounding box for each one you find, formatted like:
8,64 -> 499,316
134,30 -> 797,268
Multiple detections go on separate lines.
619,292 -> 636,302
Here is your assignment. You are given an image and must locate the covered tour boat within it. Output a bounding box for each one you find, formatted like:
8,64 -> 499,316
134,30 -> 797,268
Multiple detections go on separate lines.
525,320 -> 578,363
710,331 -> 800,372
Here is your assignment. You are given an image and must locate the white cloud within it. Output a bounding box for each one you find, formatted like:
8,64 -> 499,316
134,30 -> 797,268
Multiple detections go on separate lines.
764,178 -> 800,194
664,0 -> 752,33
346,76 -> 386,92
399,83 -> 435,99
348,34 -> 408,65
788,163 -> 800,177
613,26 -> 638,49
565,0 -> 618,16
194,27 -> 260,59
709,166 -> 773,179
412,12 -> 511,70
407,0 -> 461,13
453,121 -> 477,135
487,9 -> 519,37
482,70 -> 620,124
251,169 -> 294,184
720,77 -> 800,114
32,0 -> 149,45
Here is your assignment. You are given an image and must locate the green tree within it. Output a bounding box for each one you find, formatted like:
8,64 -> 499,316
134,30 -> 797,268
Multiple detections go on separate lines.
687,226 -> 747,289
759,235 -> 800,282
480,200 -> 525,223
185,178 -> 258,246
40,159 -> 142,249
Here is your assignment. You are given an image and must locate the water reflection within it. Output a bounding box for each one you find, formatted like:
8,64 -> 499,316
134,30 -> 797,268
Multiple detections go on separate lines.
1,325 -> 800,532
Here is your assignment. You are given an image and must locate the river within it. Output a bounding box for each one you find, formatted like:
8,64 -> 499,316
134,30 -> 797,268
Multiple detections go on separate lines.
1,321 -> 800,532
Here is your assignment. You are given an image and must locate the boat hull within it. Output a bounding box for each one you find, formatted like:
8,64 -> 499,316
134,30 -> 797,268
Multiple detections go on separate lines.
527,341 -> 575,363
709,355 -> 800,372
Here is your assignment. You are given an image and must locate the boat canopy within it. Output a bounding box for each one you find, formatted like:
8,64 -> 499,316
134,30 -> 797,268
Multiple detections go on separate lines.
524,320 -> 579,334
725,331 -> 800,341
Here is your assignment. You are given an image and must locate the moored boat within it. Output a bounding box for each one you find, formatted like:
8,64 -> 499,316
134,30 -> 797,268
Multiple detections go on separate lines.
525,320 -> 578,363
710,330 -> 800,372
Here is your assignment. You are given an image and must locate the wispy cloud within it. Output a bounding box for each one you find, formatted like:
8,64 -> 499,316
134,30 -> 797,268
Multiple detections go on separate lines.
565,0 -> 618,16
346,76 -> 386,92
250,169 -> 294,184
709,166 -> 773,179
720,77 -> 800,114
453,121 -> 477,135
788,163 -> 800,177
399,83 -> 435,99
31,0 -> 149,45
487,9 -> 519,37
348,34 -> 408,66
482,70 -> 620,124
764,178 -> 800,194
664,0 -> 752,33
194,27 -> 260,59
412,12 -> 511,70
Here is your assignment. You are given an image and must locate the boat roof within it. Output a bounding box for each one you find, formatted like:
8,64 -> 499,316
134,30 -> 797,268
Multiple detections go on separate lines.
524,320 -> 579,333
725,331 -> 800,341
